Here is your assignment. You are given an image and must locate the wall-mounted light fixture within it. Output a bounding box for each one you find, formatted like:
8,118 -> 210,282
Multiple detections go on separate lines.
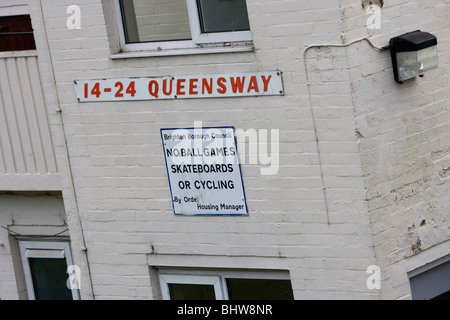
388,30 -> 438,84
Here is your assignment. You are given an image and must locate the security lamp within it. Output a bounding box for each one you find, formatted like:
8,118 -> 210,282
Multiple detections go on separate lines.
389,30 -> 438,84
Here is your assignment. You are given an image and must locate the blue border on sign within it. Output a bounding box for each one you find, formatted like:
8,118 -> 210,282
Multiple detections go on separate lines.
160,126 -> 249,216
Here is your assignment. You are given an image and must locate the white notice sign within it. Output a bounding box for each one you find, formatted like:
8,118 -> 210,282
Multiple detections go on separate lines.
161,126 -> 248,216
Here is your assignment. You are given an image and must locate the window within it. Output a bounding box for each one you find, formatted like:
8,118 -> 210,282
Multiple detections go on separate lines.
18,241 -> 79,300
159,270 -> 294,300
0,14 -> 36,52
114,0 -> 252,54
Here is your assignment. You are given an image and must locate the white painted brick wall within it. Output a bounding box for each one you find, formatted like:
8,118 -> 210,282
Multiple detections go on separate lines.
341,0 -> 450,299
134,0 -> 191,42
1,0 -> 448,300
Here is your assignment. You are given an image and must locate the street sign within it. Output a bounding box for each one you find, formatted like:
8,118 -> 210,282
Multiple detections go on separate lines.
75,72 -> 283,102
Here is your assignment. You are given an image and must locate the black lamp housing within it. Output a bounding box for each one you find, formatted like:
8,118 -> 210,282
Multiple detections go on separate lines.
389,30 -> 438,84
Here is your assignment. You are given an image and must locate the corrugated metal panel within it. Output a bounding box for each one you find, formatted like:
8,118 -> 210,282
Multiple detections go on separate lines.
0,52 -> 58,189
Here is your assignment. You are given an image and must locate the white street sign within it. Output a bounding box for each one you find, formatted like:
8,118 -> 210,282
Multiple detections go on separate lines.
75,72 -> 283,102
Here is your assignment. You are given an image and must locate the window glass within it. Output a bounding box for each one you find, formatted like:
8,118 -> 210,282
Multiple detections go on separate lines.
226,279 -> 294,300
120,0 -> 191,43
169,283 -> 216,300
28,258 -> 73,300
197,0 -> 250,33
409,259 -> 450,300
159,271 -> 294,300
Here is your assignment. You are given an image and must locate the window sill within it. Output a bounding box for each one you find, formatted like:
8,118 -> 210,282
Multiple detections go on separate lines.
0,50 -> 37,58
110,44 -> 254,59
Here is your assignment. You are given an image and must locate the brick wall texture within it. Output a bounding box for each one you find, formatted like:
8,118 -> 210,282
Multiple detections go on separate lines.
0,0 -> 448,300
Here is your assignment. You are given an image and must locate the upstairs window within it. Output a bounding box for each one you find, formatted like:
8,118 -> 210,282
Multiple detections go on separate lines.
114,0 -> 252,54
0,14 -> 36,52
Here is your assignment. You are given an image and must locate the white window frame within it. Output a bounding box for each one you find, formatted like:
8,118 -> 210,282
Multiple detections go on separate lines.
160,274 -> 226,300
159,269 -> 291,300
18,240 -> 80,300
113,0 -> 253,54
186,0 -> 253,45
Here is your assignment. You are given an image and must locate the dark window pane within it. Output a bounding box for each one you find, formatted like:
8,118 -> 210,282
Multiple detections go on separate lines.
169,284 -> 216,300
197,0 -> 250,33
0,15 -> 36,52
226,279 -> 294,300
28,258 -> 73,300
432,290 -> 450,300
119,0 -> 191,43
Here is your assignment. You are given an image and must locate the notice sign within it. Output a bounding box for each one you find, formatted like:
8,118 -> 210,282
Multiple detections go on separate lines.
75,71 -> 283,102
161,126 -> 248,216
